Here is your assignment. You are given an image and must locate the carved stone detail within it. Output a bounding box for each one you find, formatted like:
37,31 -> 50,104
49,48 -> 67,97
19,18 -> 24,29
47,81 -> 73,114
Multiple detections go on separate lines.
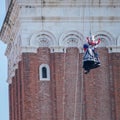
59,31 -> 84,48
30,31 -> 57,48
95,31 -> 116,47
7,36 -> 22,84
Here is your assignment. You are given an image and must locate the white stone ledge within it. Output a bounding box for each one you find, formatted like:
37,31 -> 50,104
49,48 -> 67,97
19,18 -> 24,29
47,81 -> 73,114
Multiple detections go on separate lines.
17,1 -> 120,7
108,46 -> 120,53
21,46 -> 84,53
21,46 -> 37,53
21,46 -> 120,54
50,46 -> 66,53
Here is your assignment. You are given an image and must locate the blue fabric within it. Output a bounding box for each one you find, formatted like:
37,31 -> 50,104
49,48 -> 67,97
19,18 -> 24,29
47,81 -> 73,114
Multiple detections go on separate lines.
83,44 -> 89,49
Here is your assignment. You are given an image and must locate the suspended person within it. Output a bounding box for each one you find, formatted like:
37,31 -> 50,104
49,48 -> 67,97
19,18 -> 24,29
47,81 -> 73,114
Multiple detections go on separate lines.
87,35 -> 101,64
83,35 -> 101,74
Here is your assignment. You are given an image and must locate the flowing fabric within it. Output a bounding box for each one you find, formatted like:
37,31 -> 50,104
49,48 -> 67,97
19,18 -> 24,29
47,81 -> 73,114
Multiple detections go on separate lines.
83,47 -> 100,72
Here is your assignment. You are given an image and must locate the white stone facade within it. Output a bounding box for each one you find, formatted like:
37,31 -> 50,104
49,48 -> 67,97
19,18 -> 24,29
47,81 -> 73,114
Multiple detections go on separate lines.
0,0 -> 120,83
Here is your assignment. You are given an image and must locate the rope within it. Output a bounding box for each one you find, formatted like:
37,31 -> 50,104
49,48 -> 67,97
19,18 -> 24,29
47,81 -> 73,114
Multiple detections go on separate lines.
89,0 -> 92,35
82,1 -> 85,35
41,0 -> 44,31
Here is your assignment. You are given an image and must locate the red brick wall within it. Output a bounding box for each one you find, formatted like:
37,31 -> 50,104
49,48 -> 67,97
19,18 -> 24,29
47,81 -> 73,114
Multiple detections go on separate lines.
109,53 -> 120,120
64,48 -> 81,120
9,47 -> 120,120
84,48 -> 112,120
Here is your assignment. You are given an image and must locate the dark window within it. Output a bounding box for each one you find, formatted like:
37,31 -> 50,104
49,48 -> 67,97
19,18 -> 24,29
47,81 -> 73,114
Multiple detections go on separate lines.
42,67 -> 47,78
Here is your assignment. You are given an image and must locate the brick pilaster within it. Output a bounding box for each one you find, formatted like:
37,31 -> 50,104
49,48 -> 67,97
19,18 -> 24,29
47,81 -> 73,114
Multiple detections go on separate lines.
110,53 -> 120,120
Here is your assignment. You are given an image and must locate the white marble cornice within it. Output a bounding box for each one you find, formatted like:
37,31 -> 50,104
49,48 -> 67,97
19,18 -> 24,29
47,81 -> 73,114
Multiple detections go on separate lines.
17,0 -> 120,7
20,16 -> 120,23
0,0 -> 20,44
21,46 -> 38,53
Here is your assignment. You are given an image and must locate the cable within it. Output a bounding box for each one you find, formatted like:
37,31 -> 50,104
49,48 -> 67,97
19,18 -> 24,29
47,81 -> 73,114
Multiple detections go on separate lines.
82,1 -> 85,35
89,0 -> 92,35
41,0 -> 44,31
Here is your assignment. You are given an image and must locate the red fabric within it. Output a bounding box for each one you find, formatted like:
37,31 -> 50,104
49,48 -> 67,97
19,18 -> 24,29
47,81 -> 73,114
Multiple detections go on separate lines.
87,37 -> 101,46
84,48 -> 87,52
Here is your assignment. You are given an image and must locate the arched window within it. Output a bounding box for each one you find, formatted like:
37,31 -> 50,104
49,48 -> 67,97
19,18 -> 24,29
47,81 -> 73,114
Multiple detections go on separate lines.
42,67 -> 47,78
39,64 -> 50,81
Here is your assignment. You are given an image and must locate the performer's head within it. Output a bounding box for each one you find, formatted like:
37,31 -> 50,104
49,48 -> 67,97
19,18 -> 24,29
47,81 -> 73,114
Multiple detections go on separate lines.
83,44 -> 89,51
90,35 -> 95,42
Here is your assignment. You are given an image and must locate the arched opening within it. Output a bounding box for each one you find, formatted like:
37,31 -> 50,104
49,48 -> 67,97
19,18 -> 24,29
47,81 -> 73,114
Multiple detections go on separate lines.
42,67 -> 47,78
39,64 -> 50,81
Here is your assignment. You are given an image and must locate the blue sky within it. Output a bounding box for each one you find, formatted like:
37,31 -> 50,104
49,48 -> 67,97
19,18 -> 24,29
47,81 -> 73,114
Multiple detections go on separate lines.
0,0 -> 9,120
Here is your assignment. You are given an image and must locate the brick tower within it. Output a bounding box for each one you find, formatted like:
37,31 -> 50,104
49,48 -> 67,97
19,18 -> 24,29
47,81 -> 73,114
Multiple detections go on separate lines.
0,0 -> 120,120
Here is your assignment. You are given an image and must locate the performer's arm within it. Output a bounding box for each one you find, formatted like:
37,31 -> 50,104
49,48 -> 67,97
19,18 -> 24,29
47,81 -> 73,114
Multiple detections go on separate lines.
87,37 -> 91,44
96,38 -> 101,45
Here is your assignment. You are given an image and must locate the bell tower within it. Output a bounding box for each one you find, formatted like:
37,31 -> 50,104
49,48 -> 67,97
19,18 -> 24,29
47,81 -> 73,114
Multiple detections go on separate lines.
0,0 -> 120,120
